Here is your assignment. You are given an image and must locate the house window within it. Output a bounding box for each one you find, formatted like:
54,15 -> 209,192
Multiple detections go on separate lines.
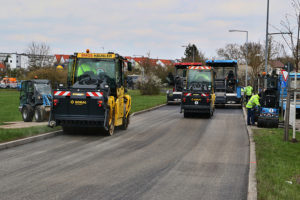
10,60 -> 12,63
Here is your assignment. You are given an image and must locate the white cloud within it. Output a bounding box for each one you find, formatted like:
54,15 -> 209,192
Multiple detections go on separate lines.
0,0 -> 294,59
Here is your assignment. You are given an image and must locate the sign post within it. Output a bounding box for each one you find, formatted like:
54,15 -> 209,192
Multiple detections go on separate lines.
281,70 -> 288,120
284,64 -> 291,142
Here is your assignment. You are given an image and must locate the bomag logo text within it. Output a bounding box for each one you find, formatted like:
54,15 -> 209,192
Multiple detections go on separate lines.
72,93 -> 84,96
71,100 -> 87,105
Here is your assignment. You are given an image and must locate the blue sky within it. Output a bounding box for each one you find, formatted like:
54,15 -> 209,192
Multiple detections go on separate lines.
0,0 -> 293,59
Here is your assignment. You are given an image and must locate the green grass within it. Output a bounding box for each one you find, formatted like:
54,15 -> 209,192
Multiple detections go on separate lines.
0,89 -> 22,123
0,126 -> 61,143
128,90 -> 166,113
253,128 -> 300,200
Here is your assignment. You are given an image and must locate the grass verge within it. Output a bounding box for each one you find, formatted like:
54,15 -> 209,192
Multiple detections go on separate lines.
253,128 -> 300,200
0,89 -> 22,123
0,126 -> 61,144
128,90 -> 166,113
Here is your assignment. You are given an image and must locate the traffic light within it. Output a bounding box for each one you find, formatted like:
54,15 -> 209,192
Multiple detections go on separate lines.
282,62 -> 294,71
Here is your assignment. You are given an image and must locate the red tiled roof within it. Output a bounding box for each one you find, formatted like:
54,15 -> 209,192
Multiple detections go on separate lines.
55,55 -> 62,63
0,63 -> 6,69
160,59 -> 173,66
131,57 -> 173,66
62,55 -> 70,60
270,60 -> 284,68
55,54 -> 70,63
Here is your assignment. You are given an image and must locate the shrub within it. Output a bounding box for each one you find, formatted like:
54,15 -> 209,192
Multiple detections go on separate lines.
138,73 -> 161,95
27,66 -> 68,87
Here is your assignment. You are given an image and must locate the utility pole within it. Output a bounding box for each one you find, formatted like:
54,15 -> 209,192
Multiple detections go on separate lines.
264,0 -> 270,89
292,14 -> 300,143
192,45 -> 195,63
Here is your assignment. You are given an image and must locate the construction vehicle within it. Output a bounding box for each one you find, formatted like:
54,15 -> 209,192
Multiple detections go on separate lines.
1,77 -> 17,89
19,79 -> 52,122
256,73 -> 280,128
49,50 -> 132,136
167,62 -> 202,104
180,66 -> 215,117
206,60 -> 242,105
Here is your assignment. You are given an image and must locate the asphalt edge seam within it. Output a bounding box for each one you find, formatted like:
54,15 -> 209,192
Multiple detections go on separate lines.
242,107 -> 258,200
0,104 -> 167,150
131,104 -> 167,117
0,130 -> 63,151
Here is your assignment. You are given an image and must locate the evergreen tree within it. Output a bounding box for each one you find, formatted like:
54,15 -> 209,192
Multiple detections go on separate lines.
182,44 -> 206,63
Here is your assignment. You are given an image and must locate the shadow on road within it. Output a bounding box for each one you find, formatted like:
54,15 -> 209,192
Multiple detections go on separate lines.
62,127 -> 121,137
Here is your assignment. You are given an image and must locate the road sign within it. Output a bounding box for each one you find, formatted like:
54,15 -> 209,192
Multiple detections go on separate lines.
281,69 -> 288,82
281,81 -> 287,88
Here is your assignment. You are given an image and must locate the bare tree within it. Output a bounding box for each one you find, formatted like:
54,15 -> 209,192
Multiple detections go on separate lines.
277,0 -> 300,70
217,43 -> 241,61
240,42 -> 264,87
26,41 -> 51,70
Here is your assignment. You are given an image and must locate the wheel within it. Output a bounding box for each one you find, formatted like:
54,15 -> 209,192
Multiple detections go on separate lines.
21,105 -> 34,122
34,105 -> 44,122
105,114 -> 115,136
120,114 -> 130,130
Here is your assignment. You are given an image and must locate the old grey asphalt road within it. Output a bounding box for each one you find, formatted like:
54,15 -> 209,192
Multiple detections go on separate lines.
0,106 -> 249,200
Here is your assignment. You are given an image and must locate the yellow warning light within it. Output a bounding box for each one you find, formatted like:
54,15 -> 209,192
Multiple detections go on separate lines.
86,49 -> 90,53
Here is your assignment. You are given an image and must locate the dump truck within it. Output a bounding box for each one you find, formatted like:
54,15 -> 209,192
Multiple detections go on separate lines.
49,50 -> 132,135
206,60 -> 242,105
167,62 -> 202,104
180,66 -> 216,117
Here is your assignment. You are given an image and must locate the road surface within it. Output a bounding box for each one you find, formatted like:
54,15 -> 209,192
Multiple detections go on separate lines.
0,106 -> 249,200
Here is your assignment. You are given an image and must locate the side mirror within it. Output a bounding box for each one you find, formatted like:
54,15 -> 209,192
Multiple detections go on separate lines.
128,62 -> 132,71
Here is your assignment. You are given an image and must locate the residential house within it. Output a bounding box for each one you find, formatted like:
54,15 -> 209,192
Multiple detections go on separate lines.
54,54 -> 70,66
0,63 -> 6,72
0,53 -> 29,69
125,56 -> 174,71
269,60 -> 284,74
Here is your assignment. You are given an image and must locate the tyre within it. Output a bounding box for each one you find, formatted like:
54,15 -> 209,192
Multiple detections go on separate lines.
22,105 -> 34,122
34,106 -> 44,122
105,115 -> 115,136
120,114 -> 130,130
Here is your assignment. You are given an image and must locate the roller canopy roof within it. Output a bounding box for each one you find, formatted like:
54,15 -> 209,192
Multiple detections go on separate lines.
206,60 -> 237,67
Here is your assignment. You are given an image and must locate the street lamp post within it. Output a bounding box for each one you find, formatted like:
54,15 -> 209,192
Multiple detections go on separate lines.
229,29 -> 249,87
